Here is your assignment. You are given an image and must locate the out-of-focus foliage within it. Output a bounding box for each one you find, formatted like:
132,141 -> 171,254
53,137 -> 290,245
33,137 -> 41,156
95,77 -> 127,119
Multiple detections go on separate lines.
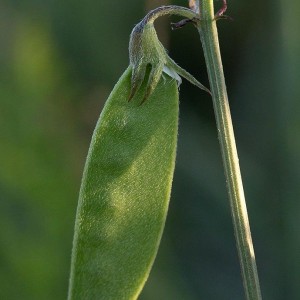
0,0 -> 299,299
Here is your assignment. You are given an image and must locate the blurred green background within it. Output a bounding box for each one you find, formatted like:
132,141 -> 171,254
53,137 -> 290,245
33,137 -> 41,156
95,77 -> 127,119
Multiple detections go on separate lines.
1,0 -> 299,299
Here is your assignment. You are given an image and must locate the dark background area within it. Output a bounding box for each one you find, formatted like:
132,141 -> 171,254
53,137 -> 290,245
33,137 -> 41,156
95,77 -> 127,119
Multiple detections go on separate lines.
1,0 -> 300,299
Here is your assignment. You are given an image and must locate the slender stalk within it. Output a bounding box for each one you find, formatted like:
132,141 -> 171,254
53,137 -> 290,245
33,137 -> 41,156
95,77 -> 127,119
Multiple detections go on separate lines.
142,5 -> 198,25
196,1 -> 262,299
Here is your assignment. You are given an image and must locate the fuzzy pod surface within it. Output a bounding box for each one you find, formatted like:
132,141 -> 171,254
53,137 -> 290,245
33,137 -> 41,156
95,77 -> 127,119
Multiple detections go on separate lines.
68,67 -> 179,299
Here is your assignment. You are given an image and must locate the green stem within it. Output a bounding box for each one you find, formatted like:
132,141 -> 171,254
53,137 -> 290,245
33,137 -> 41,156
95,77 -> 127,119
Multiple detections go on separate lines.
144,5 -> 198,24
196,1 -> 262,299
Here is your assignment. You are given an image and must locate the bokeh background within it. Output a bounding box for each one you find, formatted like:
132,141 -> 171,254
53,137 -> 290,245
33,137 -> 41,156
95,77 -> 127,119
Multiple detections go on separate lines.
1,0 -> 299,299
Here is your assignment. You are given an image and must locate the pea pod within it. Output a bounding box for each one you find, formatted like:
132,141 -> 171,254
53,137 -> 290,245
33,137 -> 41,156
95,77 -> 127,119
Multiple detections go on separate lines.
68,67 -> 179,299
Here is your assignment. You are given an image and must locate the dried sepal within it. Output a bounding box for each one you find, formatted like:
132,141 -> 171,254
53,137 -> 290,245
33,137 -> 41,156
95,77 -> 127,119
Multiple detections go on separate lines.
128,5 -> 210,104
166,57 -> 211,95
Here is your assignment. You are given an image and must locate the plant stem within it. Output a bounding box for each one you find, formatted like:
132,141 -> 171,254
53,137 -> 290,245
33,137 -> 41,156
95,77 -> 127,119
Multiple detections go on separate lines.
196,1 -> 262,299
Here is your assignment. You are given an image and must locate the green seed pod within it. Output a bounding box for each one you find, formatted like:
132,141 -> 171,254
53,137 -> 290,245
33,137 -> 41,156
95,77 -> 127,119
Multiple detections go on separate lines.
68,67 -> 179,299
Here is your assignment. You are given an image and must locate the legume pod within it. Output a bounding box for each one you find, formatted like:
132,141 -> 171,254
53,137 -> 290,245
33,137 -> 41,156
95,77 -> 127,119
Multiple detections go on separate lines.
68,67 -> 179,299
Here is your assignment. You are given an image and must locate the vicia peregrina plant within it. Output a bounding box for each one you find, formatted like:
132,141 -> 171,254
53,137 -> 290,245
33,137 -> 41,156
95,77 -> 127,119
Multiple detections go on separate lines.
68,1 -> 262,300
